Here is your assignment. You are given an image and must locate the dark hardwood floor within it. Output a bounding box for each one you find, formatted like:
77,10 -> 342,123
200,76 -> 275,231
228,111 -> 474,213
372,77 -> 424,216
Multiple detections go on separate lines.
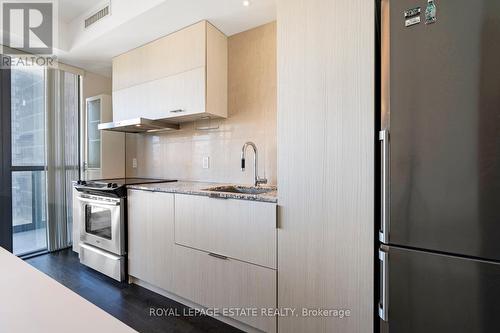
26,249 -> 242,333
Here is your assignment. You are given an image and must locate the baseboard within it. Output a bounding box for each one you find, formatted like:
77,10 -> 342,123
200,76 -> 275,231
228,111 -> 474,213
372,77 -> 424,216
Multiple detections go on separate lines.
129,276 -> 264,333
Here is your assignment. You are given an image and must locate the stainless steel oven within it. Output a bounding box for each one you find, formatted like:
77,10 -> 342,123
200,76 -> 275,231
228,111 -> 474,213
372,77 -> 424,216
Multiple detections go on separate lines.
73,178 -> 176,282
74,190 -> 126,282
77,193 -> 125,255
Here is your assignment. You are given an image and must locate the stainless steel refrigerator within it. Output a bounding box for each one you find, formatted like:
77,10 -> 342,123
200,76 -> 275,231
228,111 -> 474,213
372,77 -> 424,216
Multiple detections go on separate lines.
379,0 -> 500,332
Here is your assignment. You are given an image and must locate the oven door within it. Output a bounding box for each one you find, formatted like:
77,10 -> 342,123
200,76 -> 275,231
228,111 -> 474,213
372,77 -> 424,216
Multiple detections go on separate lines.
77,194 -> 125,255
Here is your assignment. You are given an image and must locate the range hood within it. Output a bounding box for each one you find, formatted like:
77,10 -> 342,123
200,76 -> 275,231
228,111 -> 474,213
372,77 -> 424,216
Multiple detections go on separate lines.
98,118 -> 180,133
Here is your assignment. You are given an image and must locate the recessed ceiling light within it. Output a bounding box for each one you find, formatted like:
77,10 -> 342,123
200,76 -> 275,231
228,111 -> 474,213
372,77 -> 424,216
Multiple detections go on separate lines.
243,0 -> 250,7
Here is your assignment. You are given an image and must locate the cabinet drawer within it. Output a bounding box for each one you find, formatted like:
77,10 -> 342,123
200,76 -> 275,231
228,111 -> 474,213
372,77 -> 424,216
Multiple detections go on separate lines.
174,194 -> 277,269
173,244 -> 276,333
113,67 -> 206,122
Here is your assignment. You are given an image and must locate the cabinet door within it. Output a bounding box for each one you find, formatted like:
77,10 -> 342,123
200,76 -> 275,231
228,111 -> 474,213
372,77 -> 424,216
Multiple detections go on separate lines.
112,21 -> 206,91
86,98 -> 101,169
112,67 -> 206,122
127,190 -> 175,291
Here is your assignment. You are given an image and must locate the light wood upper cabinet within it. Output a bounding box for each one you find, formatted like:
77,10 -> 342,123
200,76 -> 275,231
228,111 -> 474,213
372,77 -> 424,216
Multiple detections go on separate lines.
112,22 -> 205,91
127,190 -> 175,291
112,21 -> 227,122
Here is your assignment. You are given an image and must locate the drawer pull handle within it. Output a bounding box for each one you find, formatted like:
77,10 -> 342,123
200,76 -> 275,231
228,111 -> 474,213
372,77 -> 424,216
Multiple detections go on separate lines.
170,109 -> 185,113
208,252 -> 228,260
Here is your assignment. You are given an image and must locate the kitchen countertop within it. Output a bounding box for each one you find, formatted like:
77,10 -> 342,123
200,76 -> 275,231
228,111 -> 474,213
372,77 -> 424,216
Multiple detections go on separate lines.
0,247 -> 136,333
127,181 -> 278,203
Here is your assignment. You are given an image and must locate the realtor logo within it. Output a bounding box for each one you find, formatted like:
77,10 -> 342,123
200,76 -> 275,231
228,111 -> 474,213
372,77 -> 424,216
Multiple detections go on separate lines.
2,1 -> 53,54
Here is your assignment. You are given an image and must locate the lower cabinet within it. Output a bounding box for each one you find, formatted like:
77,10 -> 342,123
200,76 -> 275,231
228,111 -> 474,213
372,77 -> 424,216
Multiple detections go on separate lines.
128,190 -> 277,332
127,190 -> 175,292
173,244 -> 277,333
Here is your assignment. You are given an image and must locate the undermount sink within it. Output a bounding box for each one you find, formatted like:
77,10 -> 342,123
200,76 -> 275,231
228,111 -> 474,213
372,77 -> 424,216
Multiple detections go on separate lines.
204,185 -> 275,195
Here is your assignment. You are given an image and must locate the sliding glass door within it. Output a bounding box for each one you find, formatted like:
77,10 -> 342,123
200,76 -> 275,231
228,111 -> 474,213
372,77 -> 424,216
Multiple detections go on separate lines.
0,60 -> 81,256
11,65 -> 47,256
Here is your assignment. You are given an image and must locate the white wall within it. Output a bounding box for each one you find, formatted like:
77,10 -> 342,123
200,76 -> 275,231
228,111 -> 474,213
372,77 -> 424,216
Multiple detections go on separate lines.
277,0 -> 374,332
82,71 -> 112,99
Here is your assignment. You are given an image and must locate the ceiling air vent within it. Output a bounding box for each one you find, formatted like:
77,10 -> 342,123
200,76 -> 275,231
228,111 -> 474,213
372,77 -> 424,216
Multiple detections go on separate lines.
84,4 -> 110,28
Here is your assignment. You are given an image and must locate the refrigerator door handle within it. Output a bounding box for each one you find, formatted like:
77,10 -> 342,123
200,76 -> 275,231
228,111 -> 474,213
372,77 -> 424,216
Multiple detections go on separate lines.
379,130 -> 390,243
379,248 -> 389,321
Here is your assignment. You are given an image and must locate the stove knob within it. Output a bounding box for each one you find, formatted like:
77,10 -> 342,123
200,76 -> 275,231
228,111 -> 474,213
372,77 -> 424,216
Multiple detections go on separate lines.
107,183 -> 112,188
79,180 -> 86,185
111,183 -> 118,188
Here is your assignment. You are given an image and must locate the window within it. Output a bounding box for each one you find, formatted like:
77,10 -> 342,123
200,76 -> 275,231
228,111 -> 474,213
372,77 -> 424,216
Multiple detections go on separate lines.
8,62 -> 81,256
11,64 -> 47,256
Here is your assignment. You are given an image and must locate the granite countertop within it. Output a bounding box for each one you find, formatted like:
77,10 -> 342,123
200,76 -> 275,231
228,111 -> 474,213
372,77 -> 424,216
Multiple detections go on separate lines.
127,181 -> 278,203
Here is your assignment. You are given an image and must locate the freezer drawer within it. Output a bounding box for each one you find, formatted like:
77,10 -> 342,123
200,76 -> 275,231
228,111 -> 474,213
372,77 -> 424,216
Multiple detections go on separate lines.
379,246 -> 500,333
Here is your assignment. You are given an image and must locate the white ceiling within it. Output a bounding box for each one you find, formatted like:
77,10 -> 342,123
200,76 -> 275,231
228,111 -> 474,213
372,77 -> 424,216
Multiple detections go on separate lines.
56,0 -> 276,77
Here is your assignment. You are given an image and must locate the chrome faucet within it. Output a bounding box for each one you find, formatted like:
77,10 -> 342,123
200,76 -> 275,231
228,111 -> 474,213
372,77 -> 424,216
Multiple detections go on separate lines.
241,142 -> 267,186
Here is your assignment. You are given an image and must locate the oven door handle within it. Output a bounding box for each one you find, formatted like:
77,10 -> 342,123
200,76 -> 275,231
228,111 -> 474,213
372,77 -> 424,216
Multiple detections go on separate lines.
76,196 -> 120,206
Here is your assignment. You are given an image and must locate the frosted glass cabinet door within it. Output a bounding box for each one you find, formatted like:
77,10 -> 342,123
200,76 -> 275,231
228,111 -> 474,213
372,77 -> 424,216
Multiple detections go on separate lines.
87,99 -> 101,169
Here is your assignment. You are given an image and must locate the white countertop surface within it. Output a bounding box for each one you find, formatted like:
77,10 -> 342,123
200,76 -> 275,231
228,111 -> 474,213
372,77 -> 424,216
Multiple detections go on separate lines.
0,247 -> 136,333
